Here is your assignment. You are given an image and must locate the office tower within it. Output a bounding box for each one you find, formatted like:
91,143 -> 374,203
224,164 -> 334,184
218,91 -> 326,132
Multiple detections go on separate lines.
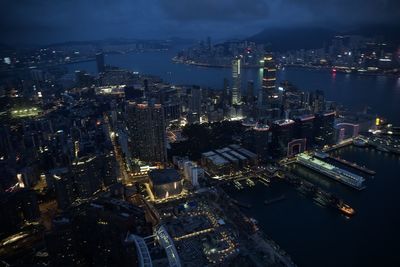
247,80 -> 255,103
259,54 -> 277,107
310,90 -> 325,113
189,86 -> 202,114
102,151 -> 117,186
294,114 -> 316,149
251,122 -> 271,162
223,78 -> 230,105
72,155 -> 102,198
270,119 -> 295,159
96,52 -> 105,73
231,57 -> 241,105
314,111 -> 336,147
206,36 -> 212,51
126,102 -> 167,164
51,168 -> 76,209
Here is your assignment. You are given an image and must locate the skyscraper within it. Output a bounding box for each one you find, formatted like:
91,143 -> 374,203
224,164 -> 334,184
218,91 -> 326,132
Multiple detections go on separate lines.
126,102 -> 167,164
259,54 -> 277,107
247,80 -> 254,103
222,78 -> 230,105
231,57 -> 241,105
96,52 -> 105,73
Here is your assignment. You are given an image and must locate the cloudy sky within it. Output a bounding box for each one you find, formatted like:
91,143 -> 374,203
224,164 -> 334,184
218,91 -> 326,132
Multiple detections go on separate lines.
1,0 -> 399,44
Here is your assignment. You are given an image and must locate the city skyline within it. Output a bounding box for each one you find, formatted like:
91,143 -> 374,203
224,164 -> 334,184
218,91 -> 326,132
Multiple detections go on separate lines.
1,2 -> 400,267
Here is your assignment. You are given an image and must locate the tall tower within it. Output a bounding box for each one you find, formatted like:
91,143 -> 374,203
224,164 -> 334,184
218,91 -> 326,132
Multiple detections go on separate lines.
231,57 -> 241,105
96,52 -> 105,74
259,54 -> 277,107
126,102 -> 167,164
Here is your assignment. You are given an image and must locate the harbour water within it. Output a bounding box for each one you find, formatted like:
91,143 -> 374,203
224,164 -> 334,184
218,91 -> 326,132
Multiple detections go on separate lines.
67,48 -> 400,124
68,49 -> 400,266
226,146 -> 400,267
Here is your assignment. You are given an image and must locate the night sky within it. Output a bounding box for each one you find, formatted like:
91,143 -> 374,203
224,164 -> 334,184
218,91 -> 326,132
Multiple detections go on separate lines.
1,0 -> 399,44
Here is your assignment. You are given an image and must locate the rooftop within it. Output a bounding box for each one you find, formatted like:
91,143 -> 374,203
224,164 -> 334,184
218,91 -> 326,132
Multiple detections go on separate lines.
149,169 -> 182,185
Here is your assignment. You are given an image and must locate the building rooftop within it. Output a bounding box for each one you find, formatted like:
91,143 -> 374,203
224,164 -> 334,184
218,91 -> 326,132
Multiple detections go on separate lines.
149,169 -> 182,185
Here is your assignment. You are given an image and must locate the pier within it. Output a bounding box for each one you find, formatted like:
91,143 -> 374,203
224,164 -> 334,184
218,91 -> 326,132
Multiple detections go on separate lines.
329,156 -> 376,175
296,153 -> 366,190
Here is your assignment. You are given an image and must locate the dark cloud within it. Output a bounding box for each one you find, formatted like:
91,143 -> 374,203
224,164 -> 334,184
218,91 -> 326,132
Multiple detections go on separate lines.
158,0 -> 269,21
0,0 -> 399,44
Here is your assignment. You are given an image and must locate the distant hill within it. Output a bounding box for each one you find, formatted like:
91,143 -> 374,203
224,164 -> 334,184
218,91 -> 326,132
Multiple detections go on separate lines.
246,27 -> 337,51
247,24 -> 400,51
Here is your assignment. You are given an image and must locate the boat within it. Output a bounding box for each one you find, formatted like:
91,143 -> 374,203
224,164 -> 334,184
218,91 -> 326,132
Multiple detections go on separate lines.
353,138 -> 367,147
338,203 -> 355,216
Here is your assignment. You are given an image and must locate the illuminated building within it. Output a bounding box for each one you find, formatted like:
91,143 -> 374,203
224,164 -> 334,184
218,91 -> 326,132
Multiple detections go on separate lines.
310,90 -> 325,113
259,54 -> 277,108
314,111 -> 336,146
50,167 -> 75,210
126,102 -> 167,164
72,155 -> 102,198
250,122 -> 271,161
335,123 -> 360,143
189,86 -> 202,115
270,119 -> 295,159
183,161 -> 204,188
231,57 -> 241,105
149,169 -> 183,199
294,114 -> 315,149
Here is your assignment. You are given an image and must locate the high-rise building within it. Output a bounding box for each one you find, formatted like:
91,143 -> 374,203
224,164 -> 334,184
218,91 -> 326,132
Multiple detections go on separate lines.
189,86 -> 202,114
72,155 -> 102,198
231,58 -> 241,105
259,54 -> 277,107
247,80 -> 255,103
310,90 -> 325,113
270,119 -> 295,159
314,111 -> 336,147
96,52 -> 105,74
222,78 -> 230,105
294,114 -> 316,149
126,102 -> 167,164
50,167 -> 76,210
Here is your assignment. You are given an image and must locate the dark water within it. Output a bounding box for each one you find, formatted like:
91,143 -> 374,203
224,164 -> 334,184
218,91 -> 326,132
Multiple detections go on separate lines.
227,146 -> 400,267
67,48 -> 400,124
68,50 -> 400,266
